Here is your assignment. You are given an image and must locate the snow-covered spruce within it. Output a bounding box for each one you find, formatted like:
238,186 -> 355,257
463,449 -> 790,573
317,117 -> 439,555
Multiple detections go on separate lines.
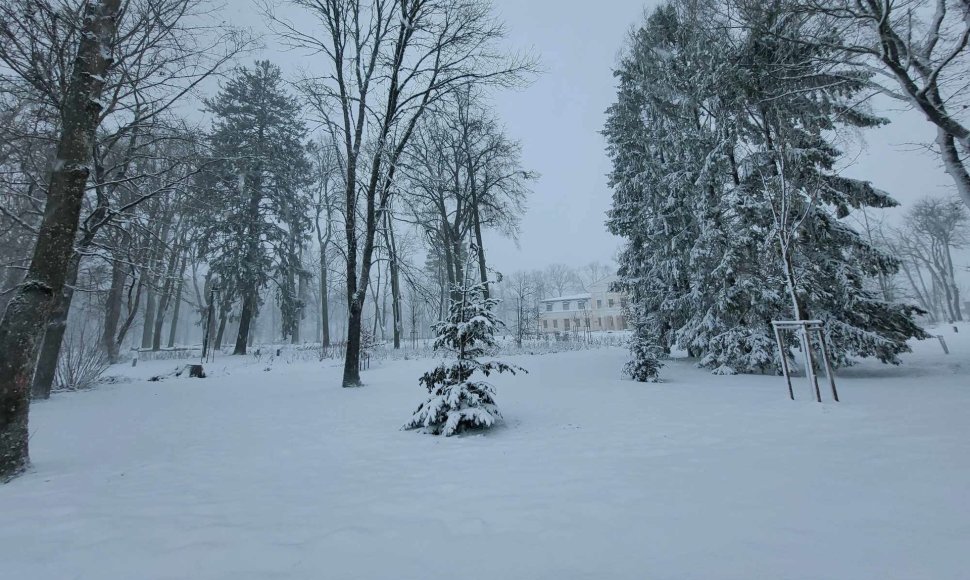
623,305 -> 664,382
604,2 -> 927,375
404,280 -> 523,436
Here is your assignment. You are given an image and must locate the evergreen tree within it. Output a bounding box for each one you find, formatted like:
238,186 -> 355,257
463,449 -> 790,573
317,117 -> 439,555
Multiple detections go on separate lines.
624,304 -> 664,382
404,279 -> 523,436
197,61 -> 312,353
728,1 -> 928,366
606,0 -> 927,376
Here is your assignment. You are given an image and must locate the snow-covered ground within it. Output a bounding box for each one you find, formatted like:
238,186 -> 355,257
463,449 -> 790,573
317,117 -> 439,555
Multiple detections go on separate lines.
1,326 -> 968,579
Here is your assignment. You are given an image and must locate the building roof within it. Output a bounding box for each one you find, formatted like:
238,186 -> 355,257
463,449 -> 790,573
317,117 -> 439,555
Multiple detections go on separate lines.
539,293 -> 591,303
539,275 -> 623,303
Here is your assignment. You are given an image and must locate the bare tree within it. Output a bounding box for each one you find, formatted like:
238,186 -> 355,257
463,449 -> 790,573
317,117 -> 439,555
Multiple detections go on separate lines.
503,270 -> 538,347
577,261 -> 613,291
270,0 -> 533,386
0,0 -> 122,481
896,196 -> 968,321
1,0 -> 246,398
544,263 -> 580,297
852,207 -> 901,302
312,143 -> 342,348
0,0 -> 245,478
452,89 -> 535,298
802,0 -> 970,210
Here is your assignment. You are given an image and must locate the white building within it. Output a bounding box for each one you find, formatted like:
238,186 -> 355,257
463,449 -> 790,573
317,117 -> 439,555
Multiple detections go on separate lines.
538,276 -> 628,335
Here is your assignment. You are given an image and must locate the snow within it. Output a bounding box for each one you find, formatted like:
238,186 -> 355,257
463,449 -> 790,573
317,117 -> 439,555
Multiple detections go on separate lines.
1,327 -> 968,579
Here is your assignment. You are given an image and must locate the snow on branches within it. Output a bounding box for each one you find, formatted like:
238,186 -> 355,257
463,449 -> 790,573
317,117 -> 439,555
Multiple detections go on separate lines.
623,304 -> 664,382
404,280 -> 524,436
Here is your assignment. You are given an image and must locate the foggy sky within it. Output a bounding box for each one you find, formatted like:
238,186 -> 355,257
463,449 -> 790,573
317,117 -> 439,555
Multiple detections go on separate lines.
227,0 -> 968,280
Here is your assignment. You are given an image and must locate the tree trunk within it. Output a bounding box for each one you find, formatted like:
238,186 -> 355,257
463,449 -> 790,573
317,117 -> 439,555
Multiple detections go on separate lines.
371,265 -> 383,339
441,230 -> 456,291
167,278 -> 184,348
320,251 -> 330,347
248,312 -> 257,346
139,218 -> 168,350
234,289 -> 256,355
471,193 -> 489,299
30,289 -> 72,400
952,286 -> 963,322
437,255 -> 446,321
116,275 -> 143,354
152,230 -> 185,350
343,299 -> 363,387
101,258 -> 126,363
140,287 -> 157,349
152,286 -> 171,351
166,250 -> 189,349
293,267 -> 304,344
0,262 -> 26,314
780,244 -> 809,321
0,0 -> 120,481
31,252 -> 84,400
452,234 -> 464,288
215,301 -> 229,351
384,213 -> 402,349
898,259 -> 936,321
942,242 -> 963,321
936,124 -> 970,212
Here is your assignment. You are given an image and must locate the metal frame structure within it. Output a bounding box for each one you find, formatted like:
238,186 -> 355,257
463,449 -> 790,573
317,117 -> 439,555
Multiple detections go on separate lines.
771,320 -> 839,403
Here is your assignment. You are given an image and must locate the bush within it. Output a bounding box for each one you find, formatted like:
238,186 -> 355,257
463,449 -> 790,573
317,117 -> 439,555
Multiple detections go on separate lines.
55,324 -> 110,391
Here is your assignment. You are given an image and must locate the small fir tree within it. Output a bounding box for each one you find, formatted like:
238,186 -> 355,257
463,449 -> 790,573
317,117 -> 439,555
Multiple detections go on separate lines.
404,280 -> 523,436
624,305 -> 664,382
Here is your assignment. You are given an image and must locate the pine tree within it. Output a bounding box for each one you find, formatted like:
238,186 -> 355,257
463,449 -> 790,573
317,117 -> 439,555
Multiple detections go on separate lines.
606,0 -> 927,376
404,279 -> 523,436
196,61 -> 312,353
728,1 -> 929,366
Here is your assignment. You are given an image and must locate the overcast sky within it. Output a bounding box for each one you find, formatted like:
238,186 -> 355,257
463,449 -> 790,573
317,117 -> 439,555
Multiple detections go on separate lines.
228,0 -> 967,278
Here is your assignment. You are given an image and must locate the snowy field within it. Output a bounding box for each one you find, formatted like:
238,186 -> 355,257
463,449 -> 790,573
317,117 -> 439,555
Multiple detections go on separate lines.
1,327 -> 968,580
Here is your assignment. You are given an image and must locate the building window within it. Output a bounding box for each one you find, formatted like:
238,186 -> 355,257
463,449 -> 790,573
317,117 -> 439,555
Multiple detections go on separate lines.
545,303 -> 553,312
543,320 -> 548,329
607,316 -> 614,329
597,299 -> 603,308
553,319 -> 558,329
617,316 -> 626,330
620,298 -> 628,308
564,319 -> 570,330
597,317 -> 602,327
578,300 -> 586,310
608,298 -> 615,308
562,301 -> 570,310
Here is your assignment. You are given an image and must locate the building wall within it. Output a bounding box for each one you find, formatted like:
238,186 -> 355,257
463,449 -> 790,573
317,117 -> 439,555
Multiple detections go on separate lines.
537,276 -> 628,334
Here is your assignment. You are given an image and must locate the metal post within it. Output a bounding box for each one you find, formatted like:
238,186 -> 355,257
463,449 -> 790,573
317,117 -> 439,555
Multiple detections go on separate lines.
815,326 -> 839,403
772,323 -> 795,400
800,326 -> 822,403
